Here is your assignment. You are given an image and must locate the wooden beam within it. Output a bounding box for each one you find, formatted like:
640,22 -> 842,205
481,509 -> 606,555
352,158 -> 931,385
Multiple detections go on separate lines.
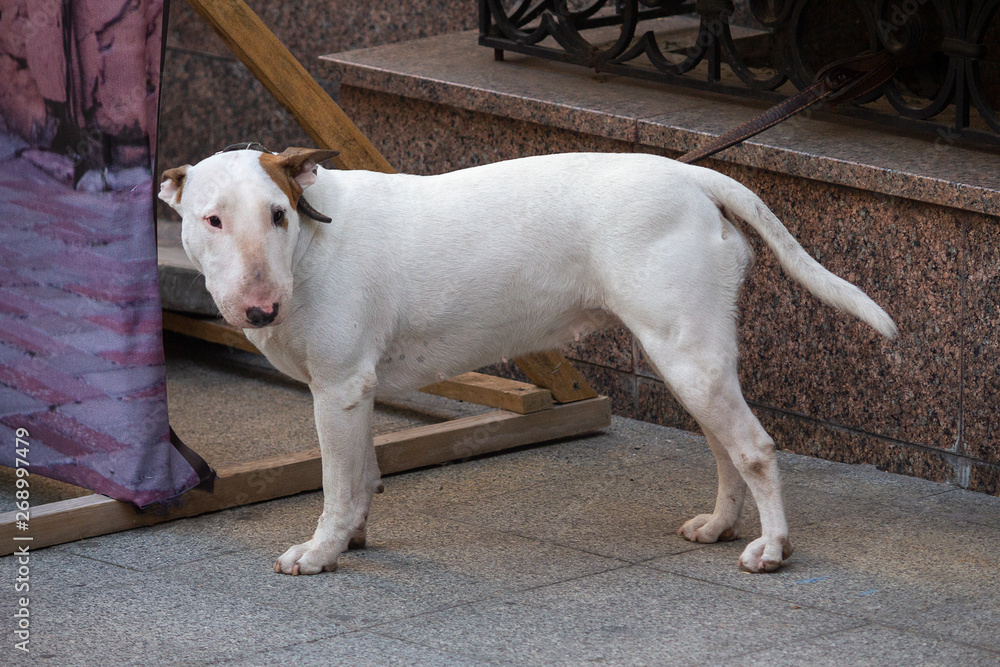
162,311 -> 259,354
183,0 -> 393,173
420,371 -> 553,414
376,395 -> 608,472
516,350 -> 599,403
0,397 -> 611,555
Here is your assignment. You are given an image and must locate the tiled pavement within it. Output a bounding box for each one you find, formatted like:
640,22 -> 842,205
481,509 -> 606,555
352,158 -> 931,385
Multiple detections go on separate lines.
2,339 -> 999,665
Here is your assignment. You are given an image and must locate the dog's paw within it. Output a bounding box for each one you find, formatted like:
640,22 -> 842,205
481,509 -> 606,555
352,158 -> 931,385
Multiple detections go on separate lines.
738,535 -> 793,573
273,539 -> 341,575
677,514 -> 740,543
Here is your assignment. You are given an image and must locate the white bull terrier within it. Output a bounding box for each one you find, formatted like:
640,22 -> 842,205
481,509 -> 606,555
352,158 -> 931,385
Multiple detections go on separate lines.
159,147 -> 896,575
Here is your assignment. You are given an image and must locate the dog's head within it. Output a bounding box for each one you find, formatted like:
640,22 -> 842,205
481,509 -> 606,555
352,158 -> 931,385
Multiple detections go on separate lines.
159,147 -> 338,329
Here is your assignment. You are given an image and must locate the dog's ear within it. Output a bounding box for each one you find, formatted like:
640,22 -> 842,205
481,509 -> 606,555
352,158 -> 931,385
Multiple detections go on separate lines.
159,165 -> 190,209
274,148 -> 340,190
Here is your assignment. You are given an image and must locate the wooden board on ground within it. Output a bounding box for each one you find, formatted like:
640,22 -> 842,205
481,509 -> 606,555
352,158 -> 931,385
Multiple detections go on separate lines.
420,372 -> 553,414
162,311 -> 260,355
516,350 -> 599,403
0,397 -> 611,555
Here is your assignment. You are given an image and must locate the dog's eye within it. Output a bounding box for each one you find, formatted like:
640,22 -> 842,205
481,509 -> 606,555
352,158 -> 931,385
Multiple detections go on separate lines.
208,215 -> 222,229
272,209 -> 285,226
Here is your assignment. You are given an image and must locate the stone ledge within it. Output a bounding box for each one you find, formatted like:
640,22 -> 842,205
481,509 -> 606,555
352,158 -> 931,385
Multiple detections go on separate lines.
321,30 -> 1000,218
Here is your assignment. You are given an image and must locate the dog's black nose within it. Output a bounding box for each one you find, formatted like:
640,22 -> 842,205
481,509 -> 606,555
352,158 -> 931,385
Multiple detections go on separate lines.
246,303 -> 279,327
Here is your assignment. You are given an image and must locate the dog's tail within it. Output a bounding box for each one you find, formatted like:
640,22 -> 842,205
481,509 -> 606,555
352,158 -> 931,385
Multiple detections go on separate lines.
700,169 -> 897,339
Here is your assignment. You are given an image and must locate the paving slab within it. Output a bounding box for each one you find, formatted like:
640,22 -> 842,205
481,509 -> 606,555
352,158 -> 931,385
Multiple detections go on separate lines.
896,589 -> 1000,653
645,512 -> 1000,633
414,459 -> 716,563
156,499 -> 624,628
24,572 -> 343,667
381,418 -> 713,515
370,566 -> 865,666
419,443 -> 924,566
730,624 -> 1000,667
212,630 -> 494,667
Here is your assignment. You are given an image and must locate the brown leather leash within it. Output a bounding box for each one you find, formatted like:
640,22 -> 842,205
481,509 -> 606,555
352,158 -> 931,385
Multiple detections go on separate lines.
677,51 -> 898,165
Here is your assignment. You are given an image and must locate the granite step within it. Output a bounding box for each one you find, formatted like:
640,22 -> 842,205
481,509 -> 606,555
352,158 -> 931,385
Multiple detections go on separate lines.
321,30 -> 1000,216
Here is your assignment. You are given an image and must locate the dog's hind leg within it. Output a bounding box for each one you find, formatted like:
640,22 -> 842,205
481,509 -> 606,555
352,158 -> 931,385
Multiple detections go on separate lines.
633,327 -> 792,573
639,341 -> 747,543
677,430 -> 747,543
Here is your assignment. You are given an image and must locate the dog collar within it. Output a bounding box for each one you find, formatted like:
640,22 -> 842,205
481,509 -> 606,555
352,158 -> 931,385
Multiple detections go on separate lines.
218,142 -> 333,223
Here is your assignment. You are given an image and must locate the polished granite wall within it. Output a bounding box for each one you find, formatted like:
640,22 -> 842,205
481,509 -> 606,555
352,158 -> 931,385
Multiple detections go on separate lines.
333,78 -> 1000,497
157,0 -> 476,202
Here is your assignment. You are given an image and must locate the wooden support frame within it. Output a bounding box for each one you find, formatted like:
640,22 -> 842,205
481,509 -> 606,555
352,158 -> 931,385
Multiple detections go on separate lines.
0,0 -> 610,553
163,311 -> 260,354
0,397 -> 610,555
420,372 -> 553,414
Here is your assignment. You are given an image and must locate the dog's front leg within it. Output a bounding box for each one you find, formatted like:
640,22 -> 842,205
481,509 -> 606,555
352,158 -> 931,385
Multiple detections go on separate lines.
274,374 -> 381,575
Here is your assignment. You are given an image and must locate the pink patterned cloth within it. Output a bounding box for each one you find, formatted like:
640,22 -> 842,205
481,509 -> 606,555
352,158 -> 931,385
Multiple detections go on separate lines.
0,0 -> 214,506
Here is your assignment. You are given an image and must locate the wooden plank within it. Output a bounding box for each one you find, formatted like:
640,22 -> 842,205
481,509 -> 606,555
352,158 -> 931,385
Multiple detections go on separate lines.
162,311 -> 259,354
183,0 -> 394,173
0,447 -> 324,554
516,350 -> 599,403
0,397 -> 611,555
420,371 -> 553,414
377,396 -> 609,473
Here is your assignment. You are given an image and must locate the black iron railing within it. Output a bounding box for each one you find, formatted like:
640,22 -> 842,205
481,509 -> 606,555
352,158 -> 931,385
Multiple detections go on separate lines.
479,0 -> 1000,146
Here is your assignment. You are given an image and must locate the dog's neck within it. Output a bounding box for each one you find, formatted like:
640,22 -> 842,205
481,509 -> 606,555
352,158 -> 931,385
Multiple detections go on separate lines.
292,216 -> 320,272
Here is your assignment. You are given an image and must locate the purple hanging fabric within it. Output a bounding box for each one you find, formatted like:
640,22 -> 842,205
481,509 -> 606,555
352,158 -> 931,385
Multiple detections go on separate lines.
0,0 -> 214,506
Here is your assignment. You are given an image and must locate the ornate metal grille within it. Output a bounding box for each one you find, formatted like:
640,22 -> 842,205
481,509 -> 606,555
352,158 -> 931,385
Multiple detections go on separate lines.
478,0 -> 1000,146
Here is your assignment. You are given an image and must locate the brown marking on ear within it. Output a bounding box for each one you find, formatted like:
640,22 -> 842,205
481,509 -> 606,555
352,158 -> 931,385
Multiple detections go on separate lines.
161,165 -> 189,202
275,147 -> 341,175
259,148 -> 340,210
259,153 -> 303,209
